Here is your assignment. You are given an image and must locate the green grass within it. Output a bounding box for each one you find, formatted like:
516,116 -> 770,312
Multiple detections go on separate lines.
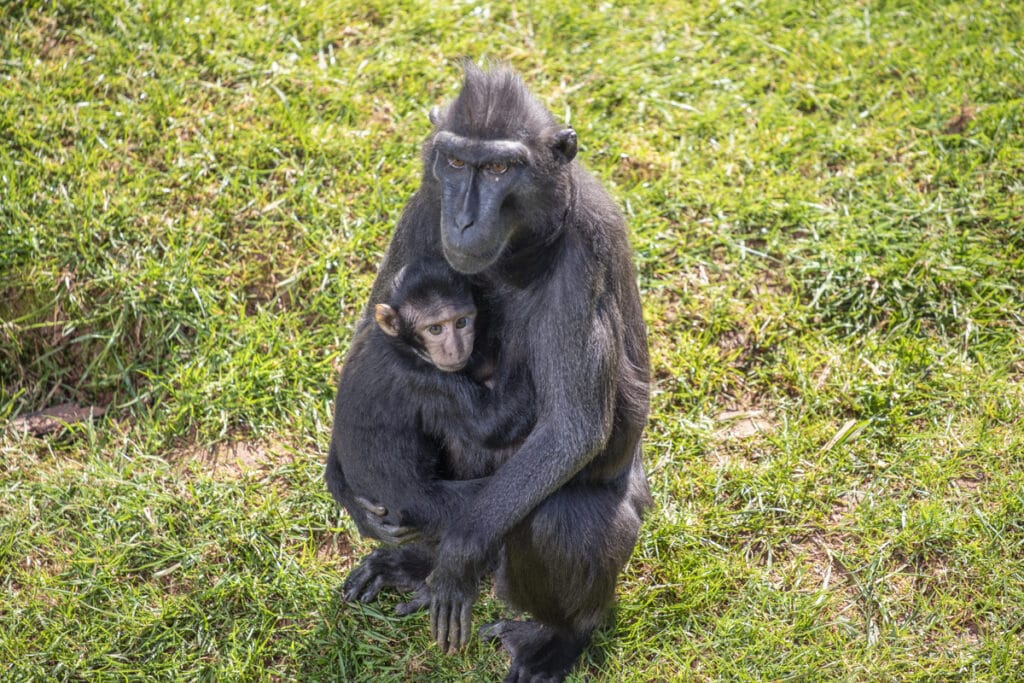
2,0 -> 1023,680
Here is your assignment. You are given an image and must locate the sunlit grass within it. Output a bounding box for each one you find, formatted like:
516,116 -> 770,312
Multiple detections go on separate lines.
2,0 -> 1023,680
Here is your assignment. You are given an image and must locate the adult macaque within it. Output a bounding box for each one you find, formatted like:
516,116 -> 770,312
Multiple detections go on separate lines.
336,64 -> 652,682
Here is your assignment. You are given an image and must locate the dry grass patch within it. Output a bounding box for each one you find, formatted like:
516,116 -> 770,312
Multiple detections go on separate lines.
167,436 -> 295,481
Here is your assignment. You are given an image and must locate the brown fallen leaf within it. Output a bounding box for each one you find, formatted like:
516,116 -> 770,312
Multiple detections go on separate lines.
944,104 -> 977,135
10,403 -> 106,436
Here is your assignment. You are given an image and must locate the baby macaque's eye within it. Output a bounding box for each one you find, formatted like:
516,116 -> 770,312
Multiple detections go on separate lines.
428,324 -> 443,335
447,157 -> 466,169
455,317 -> 468,329
484,161 -> 509,174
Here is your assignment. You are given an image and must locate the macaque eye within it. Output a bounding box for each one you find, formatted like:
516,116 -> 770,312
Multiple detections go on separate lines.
455,317 -> 468,329
447,157 -> 466,169
427,324 -> 444,335
484,161 -> 509,174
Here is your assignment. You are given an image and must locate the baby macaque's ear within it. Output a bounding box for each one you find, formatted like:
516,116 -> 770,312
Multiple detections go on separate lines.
374,304 -> 400,337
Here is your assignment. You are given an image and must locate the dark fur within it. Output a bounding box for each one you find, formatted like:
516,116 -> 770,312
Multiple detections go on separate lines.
325,259 -> 532,545
336,64 -> 652,682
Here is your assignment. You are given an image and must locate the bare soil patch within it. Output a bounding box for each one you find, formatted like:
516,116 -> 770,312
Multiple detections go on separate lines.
168,437 -> 294,480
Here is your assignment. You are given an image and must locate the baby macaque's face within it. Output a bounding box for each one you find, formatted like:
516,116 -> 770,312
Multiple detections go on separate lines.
409,301 -> 477,372
374,299 -> 477,372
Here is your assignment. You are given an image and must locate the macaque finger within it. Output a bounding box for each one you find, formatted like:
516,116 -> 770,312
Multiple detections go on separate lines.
355,496 -> 388,517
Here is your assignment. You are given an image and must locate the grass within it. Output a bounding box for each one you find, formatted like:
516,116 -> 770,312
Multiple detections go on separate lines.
2,0 -> 1023,680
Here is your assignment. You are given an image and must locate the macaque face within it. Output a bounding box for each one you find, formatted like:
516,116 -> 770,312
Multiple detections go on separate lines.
375,300 -> 477,372
410,302 -> 477,372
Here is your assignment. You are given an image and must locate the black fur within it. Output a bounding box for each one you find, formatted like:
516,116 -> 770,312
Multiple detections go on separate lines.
325,259 -> 532,546
336,64 -> 652,682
